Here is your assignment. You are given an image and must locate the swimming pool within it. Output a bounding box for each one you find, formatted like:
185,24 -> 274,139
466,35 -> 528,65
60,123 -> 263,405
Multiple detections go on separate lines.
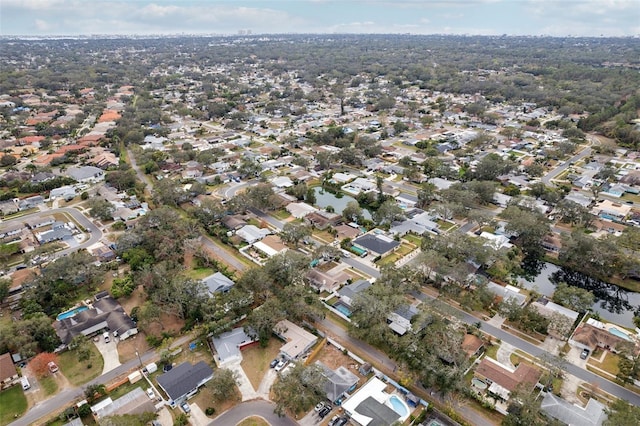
388,395 -> 409,418
57,306 -> 88,321
471,378 -> 488,390
334,302 -> 353,317
609,327 -> 632,341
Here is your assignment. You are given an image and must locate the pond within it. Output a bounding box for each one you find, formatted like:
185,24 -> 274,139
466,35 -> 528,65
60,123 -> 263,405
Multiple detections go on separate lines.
517,263 -> 640,329
313,187 -> 372,220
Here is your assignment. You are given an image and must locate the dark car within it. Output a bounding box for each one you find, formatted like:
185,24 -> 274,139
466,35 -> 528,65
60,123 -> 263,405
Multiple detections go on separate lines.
270,358 -> 279,368
580,349 -> 590,360
318,406 -> 331,418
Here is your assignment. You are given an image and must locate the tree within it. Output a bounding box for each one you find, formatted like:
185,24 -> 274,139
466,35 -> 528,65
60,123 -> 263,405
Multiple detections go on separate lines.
280,222 -> 312,247
0,155 -> 17,167
0,278 -> 10,304
501,385 -> 547,426
474,153 -> 514,181
85,383 -> 107,404
30,352 -> 59,379
70,334 -> 92,363
551,282 -> 595,313
272,363 -> 327,416
616,342 -> 640,384
207,368 -> 239,402
342,201 -> 364,223
373,199 -> 404,226
88,197 -> 114,221
244,183 -> 279,211
604,399 -> 640,425
466,180 -> 497,205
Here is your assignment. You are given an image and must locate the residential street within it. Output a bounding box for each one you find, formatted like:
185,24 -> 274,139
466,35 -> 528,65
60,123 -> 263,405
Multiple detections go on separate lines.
209,400 -> 297,426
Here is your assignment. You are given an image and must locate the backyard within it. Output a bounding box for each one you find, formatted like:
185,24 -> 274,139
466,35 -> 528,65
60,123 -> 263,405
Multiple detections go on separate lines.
0,386 -> 28,426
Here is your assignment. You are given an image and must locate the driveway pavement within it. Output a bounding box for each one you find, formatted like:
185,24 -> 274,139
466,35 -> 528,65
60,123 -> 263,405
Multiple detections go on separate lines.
256,368 -> 277,399
93,336 -> 121,374
187,402 -> 210,426
227,360 -> 259,401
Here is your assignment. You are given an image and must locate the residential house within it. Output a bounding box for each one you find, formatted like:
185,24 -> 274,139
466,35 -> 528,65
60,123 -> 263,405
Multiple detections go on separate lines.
389,210 -> 439,236
88,244 -> 116,262
221,215 -> 247,230
304,210 -> 342,230
540,393 -> 607,426
0,222 -> 24,239
461,334 -> 484,358
353,233 -> 400,258
24,215 -> 55,229
93,387 -> 156,421
342,178 -> 377,196
274,319 -> 318,360
530,298 -> 579,340
342,377 -> 411,426
338,280 -> 372,307
236,225 -> 271,244
54,295 -> 138,346
211,327 -> 258,365
591,199 -> 631,221
569,318 -> 627,353
272,176 -> 294,189
0,200 -> 19,216
387,304 -> 419,336
486,282 -> 527,306
202,272 -> 235,294
286,202 -> 317,219
306,268 -> 350,293
36,222 -> 73,244
334,224 -> 362,240
479,232 -> 513,250
316,361 -> 359,404
156,361 -> 214,407
474,357 -> 541,401
66,166 -> 105,183
0,353 -> 18,389
50,185 -> 77,200
18,195 -> 45,210
253,234 -> 288,258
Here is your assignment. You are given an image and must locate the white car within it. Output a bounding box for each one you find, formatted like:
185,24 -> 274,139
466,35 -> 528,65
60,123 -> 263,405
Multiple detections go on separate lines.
274,360 -> 287,372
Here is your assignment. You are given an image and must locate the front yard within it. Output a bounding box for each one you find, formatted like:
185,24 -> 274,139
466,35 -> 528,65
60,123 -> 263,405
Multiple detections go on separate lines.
240,338 -> 282,389
58,344 -> 104,386
0,386 -> 28,426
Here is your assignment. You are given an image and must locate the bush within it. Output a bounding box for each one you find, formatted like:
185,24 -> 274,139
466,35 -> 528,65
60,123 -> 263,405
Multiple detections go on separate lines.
205,407 -> 215,416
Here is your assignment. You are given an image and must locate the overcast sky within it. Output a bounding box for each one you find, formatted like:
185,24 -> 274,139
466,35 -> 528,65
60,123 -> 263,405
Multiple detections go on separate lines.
2,0 -> 639,37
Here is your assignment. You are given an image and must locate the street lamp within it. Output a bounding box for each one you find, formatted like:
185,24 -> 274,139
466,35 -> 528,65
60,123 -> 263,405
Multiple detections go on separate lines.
135,350 -> 143,370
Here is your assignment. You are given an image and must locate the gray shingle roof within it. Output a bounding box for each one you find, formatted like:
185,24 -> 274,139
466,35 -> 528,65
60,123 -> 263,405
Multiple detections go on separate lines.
156,361 -> 213,402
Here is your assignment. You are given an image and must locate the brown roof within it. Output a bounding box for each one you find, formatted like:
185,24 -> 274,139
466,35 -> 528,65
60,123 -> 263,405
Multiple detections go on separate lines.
0,353 -> 17,382
475,357 -> 541,392
572,323 -> 626,351
461,334 -> 484,357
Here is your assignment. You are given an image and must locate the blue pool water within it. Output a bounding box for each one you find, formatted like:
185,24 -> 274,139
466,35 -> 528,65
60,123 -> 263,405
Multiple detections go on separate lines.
334,302 -> 352,317
609,327 -> 632,341
388,395 -> 408,417
57,306 -> 88,321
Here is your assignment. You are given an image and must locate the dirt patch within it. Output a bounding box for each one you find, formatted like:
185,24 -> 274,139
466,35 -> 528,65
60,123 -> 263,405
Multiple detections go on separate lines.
313,343 -> 367,381
191,381 -> 241,418
118,284 -> 146,315
183,249 -> 195,270
240,338 -> 282,390
117,332 -> 150,364
9,268 -> 38,288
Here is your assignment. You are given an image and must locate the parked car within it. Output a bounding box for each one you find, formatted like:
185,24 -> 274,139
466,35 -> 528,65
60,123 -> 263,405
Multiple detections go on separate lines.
103,331 -> 110,343
181,402 -> 191,414
47,361 -> 59,373
274,360 -> 287,372
270,358 -> 279,368
334,418 -> 348,426
318,406 -> 331,418
314,402 -> 325,412
146,388 -> 155,399
580,349 -> 590,360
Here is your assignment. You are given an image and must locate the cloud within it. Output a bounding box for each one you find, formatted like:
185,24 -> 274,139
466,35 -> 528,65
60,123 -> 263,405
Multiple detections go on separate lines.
34,18 -> 55,31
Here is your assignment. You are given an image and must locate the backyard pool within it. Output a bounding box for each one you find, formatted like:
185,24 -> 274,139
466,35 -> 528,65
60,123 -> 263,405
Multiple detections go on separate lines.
56,306 -> 89,321
388,395 -> 409,418
334,301 -> 353,317
609,327 -> 632,341
471,378 -> 488,390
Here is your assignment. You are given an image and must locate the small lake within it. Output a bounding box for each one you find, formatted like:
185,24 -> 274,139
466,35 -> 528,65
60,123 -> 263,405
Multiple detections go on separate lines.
313,187 -> 372,220
518,263 -> 640,329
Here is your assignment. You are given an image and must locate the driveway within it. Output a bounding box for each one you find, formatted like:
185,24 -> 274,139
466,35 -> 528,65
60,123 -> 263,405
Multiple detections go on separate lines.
93,336 -> 121,374
227,361 -> 259,401
186,402 -> 209,426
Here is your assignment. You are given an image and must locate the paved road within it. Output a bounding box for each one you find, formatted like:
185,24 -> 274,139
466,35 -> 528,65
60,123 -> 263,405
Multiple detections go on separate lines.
248,207 -> 285,231
209,400 -> 297,426
127,148 -> 154,190
542,145 -> 592,185
11,335 -> 194,426
412,291 -> 640,407
218,179 -> 258,199
342,257 -> 380,279
2,206 -> 102,270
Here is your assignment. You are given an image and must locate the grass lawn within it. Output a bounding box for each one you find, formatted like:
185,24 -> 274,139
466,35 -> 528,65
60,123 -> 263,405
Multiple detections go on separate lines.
273,209 -> 291,220
435,219 -> 456,231
0,386 -> 28,425
588,352 -> 620,376
108,380 -> 145,401
191,383 -> 239,419
238,417 -> 269,426
377,243 -> 415,266
185,267 -> 215,280
240,338 -> 282,390
58,344 -> 104,386
484,343 -> 499,360
40,376 -> 58,397
402,233 -> 422,246
312,230 -> 335,244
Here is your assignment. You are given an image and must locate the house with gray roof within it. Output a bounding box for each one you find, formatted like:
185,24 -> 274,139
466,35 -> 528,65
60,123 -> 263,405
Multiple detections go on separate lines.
202,272 -> 235,294
541,393 -> 607,426
353,233 -> 400,258
387,304 -> 419,336
211,327 -> 257,365
338,280 -> 372,307
66,166 -> 104,183
93,387 -> 156,421
390,211 -> 439,236
156,361 -> 213,406
236,224 -> 270,244
316,361 -> 359,404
